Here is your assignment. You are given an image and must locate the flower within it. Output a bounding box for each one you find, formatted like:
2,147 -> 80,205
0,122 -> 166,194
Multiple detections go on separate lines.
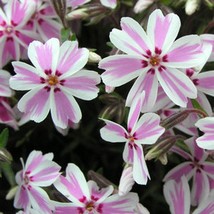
163,137 -> 214,206
100,92 -> 165,184
53,163 -> 139,213
195,117 -> 214,150
14,150 -> 61,213
164,176 -> 214,214
99,9 -> 204,109
10,38 -> 100,129
0,0 -> 38,67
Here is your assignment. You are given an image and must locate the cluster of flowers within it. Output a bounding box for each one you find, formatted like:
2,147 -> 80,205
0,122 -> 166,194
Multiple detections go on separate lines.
0,0 -> 214,213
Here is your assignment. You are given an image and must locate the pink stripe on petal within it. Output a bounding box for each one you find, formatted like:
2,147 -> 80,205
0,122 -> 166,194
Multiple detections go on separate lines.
126,71 -> 158,112
167,35 -> 203,68
163,162 -> 193,182
193,195 -> 214,214
55,204 -> 80,213
135,113 -> 164,144
25,151 -> 43,172
170,146 -> 192,160
100,55 -> 144,87
67,0 -> 91,8
17,87 -> 50,123
100,119 -> 127,143
127,92 -> 144,131
147,9 -> 180,51
203,163 -> 214,179
196,134 -> 214,150
191,171 -> 210,206
163,176 -> 190,214
157,68 -> 197,107
64,69 -> 100,100
14,186 -> 30,210
50,89 -> 81,129
132,145 -> 149,185
58,41 -> 89,77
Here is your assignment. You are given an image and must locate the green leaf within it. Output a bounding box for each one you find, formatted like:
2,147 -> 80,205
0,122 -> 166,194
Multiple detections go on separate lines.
61,28 -> 72,42
0,128 -> 9,148
191,99 -> 208,116
0,162 -> 15,186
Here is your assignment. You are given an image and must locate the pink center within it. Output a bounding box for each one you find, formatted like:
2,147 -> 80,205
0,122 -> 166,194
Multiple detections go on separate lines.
5,25 -> 13,35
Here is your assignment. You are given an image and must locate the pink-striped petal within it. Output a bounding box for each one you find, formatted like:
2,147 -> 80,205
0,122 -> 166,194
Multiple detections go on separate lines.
191,170 -> 210,206
10,61 -> 41,90
157,68 -> 197,107
110,17 -> 152,56
100,119 -> 127,143
163,176 -> 190,214
147,9 -> 180,53
102,192 -> 139,214
201,34 -> 214,62
132,145 -> 149,185
63,69 -> 100,100
163,162 -> 194,182
54,163 -> 90,204
28,38 -> 60,74
166,35 -> 203,68
197,71 -> 214,96
0,70 -> 12,97
203,163 -> 214,180
100,55 -> 144,87
127,92 -> 144,131
170,146 -> 192,160
67,0 -> 91,9
58,41 -> 89,78
50,88 -> 82,129
126,71 -> 158,112
134,113 -> 165,144
54,203 -> 81,213
14,185 -> 30,210
17,86 -> 50,123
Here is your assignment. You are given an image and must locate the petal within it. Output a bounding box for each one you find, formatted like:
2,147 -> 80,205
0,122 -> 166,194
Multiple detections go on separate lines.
147,9 -> 181,53
28,38 -> 60,74
191,170 -> 210,206
170,146 -> 192,160
99,55 -> 144,87
10,61 -> 41,90
63,69 -> 100,100
163,176 -> 190,214
67,0 -> 91,8
196,134 -> 214,150
54,163 -> 90,204
100,0 -> 117,8
110,17 -> 152,55
157,68 -> 197,107
50,88 -> 82,129
163,162 -> 193,182
134,113 -> 165,144
201,34 -> 214,62
132,145 -> 149,185
58,41 -> 89,78
195,117 -> 214,132
100,119 -> 127,143
203,162 -> 214,179
54,202 -> 80,213
127,91 -> 144,131
102,192 -> 139,214
17,86 -> 50,123
166,35 -> 203,68
14,186 -> 30,210
197,71 -> 214,96
126,71 -> 158,112
0,69 -> 12,97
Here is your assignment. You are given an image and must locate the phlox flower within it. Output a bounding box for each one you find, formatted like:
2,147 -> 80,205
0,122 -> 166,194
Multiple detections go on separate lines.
28,0 -> 62,42
99,9 -> 205,109
53,163 -> 139,213
14,150 -> 61,213
100,92 -> 165,184
10,38 -> 100,129
164,176 -> 214,214
195,117 -> 214,150
163,137 -> 214,206
0,0 -> 38,67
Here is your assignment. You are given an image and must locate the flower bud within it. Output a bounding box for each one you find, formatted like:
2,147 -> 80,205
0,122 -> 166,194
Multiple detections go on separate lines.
134,0 -> 154,13
0,148 -> 12,163
185,0 -> 200,15
88,52 -> 102,63
66,8 -> 89,20
6,186 -> 18,200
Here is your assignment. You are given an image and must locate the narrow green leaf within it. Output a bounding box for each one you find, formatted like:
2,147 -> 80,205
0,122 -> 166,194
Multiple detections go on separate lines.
0,162 -> 15,187
0,128 -> 9,148
191,99 -> 208,116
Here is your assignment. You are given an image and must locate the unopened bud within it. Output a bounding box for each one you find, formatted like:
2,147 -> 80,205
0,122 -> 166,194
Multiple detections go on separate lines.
105,85 -> 115,93
134,0 -> 154,13
88,52 -> 102,63
185,0 -> 200,15
0,148 -> 12,163
6,186 -> 18,200
66,8 -> 89,20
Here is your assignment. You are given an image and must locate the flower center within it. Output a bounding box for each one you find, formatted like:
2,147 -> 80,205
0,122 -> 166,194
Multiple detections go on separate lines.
149,56 -> 160,66
86,201 -> 95,211
48,75 -> 59,86
24,175 -> 30,185
5,25 -> 13,35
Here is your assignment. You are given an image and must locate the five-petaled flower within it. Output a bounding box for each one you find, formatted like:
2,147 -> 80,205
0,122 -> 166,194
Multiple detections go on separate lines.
100,92 -> 165,184
14,150 -> 61,213
99,9 -> 204,110
53,163 -> 139,213
9,38 -> 100,129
